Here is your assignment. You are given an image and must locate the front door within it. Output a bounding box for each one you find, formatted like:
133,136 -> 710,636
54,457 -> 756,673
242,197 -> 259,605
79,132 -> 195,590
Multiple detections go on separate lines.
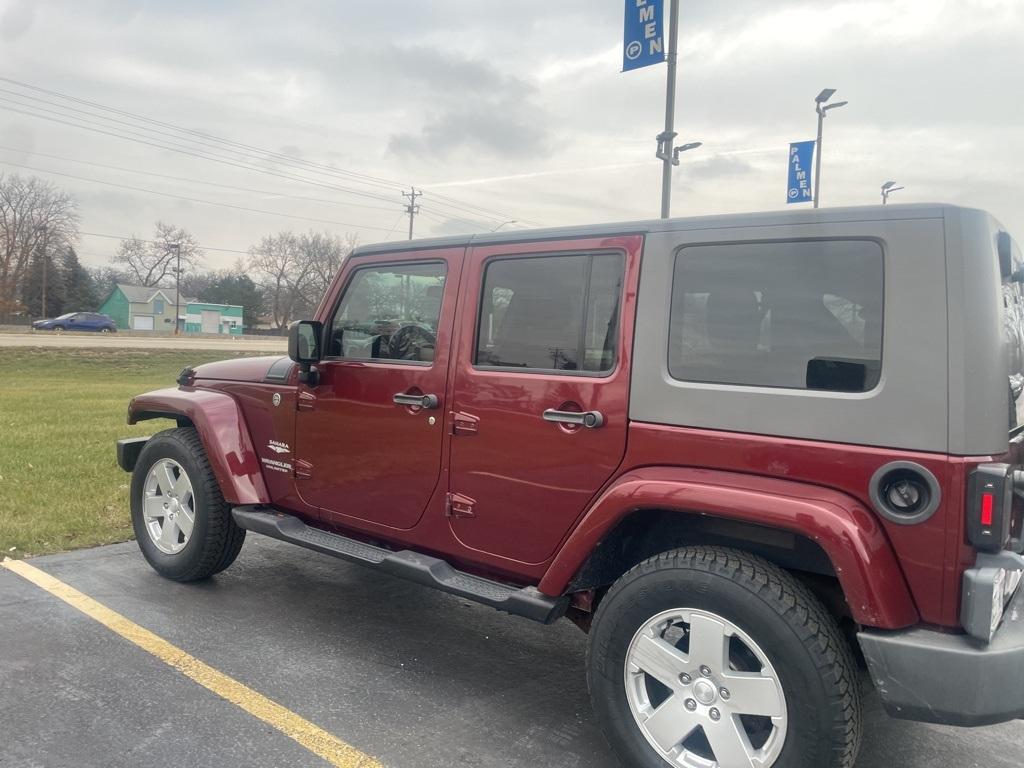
447,236 -> 641,564
294,249 -> 463,530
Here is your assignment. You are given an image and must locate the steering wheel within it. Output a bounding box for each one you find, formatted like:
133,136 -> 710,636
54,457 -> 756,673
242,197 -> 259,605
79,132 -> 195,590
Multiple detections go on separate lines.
388,324 -> 437,361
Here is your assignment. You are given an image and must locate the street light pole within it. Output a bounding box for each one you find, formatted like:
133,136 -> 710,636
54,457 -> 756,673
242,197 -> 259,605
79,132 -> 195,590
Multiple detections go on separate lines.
170,243 -> 181,335
812,89 -> 848,209
657,0 -> 681,219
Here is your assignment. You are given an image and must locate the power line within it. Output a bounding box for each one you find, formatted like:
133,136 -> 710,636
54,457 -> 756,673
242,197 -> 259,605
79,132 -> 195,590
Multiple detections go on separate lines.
0,159 -> 400,233
79,229 -> 251,255
0,100 -> 405,207
0,77 -> 536,226
0,144 -> 405,214
0,77 -> 405,193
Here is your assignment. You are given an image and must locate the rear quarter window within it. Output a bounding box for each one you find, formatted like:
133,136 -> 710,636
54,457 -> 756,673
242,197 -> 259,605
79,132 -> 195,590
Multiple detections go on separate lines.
668,240 -> 884,392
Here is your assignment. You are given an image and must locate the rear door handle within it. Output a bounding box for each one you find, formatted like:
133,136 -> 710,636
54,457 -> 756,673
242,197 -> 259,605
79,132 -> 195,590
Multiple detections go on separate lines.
393,392 -> 440,409
542,409 -> 604,428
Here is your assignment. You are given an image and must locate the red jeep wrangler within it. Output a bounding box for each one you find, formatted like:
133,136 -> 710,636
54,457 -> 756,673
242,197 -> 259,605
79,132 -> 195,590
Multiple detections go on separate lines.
119,204 -> 1024,768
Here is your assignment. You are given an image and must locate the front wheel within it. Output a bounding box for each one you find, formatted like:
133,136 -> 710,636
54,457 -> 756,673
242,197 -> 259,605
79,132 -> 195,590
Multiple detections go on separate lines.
130,427 -> 245,581
587,546 -> 861,768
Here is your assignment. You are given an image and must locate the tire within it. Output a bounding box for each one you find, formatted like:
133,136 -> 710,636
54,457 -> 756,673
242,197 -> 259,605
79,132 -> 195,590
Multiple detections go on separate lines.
101,327 -> 111,333
130,427 -> 245,581
53,325 -> 64,333
587,546 -> 860,768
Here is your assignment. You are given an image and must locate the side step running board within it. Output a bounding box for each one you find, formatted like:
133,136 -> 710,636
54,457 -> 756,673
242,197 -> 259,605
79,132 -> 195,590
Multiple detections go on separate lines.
232,506 -> 568,625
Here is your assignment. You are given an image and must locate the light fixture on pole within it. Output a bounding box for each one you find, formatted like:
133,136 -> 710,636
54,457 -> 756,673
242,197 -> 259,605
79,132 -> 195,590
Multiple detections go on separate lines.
813,88 -> 848,209
881,181 -> 905,205
490,220 -> 516,232
673,141 -> 703,163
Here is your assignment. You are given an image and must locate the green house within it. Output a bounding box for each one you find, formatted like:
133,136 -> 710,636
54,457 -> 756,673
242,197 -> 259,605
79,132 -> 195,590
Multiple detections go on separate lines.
99,284 -> 243,335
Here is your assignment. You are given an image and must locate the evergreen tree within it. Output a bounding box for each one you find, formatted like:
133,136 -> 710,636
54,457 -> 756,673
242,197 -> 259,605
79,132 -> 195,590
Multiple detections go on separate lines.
61,247 -> 99,311
21,246 -> 64,318
202,272 -> 265,329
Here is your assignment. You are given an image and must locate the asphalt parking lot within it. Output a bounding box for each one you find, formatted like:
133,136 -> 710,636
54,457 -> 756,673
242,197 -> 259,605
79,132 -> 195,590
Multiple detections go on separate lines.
2,537 -> 1023,768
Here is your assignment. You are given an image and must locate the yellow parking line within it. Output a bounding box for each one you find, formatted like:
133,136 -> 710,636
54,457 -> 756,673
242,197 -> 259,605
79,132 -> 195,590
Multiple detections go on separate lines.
1,558 -> 383,768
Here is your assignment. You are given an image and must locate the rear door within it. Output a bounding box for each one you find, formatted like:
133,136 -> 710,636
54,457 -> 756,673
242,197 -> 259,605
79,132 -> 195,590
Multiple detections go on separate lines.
294,248 -> 464,530
447,235 -> 642,564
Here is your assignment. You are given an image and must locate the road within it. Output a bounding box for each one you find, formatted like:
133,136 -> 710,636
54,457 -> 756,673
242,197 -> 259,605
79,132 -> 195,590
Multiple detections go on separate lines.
2,537 -> 1022,768
0,331 -> 287,352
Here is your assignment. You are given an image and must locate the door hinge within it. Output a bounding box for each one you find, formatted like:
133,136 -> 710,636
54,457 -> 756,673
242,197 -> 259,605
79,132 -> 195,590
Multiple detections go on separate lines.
297,391 -> 317,412
294,458 -> 313,480
451,411 -> 479,435
445,492 -> 476,518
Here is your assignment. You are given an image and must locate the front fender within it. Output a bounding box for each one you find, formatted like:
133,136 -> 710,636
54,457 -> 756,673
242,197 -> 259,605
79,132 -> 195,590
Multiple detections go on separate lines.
539,467 -> 919,629
128,387 -> 269,505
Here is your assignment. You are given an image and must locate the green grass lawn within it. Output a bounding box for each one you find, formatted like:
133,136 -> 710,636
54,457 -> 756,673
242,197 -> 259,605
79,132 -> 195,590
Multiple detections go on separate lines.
0,348 -> 263,557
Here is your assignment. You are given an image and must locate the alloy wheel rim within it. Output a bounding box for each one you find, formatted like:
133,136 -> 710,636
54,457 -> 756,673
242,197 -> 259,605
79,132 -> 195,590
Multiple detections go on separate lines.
624,608 -> 787,768
142,458 -> 196,554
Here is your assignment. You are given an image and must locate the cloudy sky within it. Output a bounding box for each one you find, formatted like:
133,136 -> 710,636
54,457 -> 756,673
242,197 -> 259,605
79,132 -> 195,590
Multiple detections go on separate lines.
0,0 -> 1021,270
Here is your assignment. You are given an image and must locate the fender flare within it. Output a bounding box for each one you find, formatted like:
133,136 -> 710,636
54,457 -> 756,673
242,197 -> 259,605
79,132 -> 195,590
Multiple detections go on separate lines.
128,387 -> 269,505
538,467 -> 919,629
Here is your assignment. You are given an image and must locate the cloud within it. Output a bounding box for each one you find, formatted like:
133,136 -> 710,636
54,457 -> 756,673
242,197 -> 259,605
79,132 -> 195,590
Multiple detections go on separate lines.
0,0 -> 33,41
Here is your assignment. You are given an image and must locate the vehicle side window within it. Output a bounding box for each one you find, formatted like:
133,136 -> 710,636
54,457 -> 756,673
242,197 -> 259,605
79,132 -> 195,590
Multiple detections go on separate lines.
669,240 -> 883,392
475,252 -> 624,374
328,262 -> 446,363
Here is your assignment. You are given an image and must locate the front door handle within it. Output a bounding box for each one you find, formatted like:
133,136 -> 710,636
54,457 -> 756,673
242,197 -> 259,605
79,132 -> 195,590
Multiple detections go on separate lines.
393,392 -> 439,409
542,409 -> 604,428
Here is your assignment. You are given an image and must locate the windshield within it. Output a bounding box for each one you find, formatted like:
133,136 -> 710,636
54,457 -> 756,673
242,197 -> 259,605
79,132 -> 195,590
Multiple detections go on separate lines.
54,313 -> 76,320
1000,230 -> 1024,432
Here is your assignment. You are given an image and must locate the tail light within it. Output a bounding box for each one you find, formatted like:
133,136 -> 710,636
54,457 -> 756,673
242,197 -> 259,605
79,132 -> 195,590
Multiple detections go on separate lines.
966,464 -> 1018,553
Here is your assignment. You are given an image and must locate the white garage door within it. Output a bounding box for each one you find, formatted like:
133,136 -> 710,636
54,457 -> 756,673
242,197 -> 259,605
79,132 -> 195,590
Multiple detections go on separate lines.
201,310 -> 221,334
133,315 -> 154,331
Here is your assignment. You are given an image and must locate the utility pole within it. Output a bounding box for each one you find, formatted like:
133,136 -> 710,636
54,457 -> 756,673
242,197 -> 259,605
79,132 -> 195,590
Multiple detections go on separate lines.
812,88 -> 848,209
170,243 -> 181,335
403,188 -> 421,240
34,224 -> 48,318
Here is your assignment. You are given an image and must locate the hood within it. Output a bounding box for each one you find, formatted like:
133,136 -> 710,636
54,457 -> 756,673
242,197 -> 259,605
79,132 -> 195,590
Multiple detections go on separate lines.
191,355 -> 292,383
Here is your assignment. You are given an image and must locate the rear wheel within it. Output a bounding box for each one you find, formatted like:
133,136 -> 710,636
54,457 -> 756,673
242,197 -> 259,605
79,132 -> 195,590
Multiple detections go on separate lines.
131,427 -> 245,581
587,546 -> 860,768
101,327 -> 111,333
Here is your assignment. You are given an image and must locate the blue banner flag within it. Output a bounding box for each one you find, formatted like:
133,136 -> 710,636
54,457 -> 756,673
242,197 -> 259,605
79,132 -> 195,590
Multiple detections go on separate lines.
623,0 -> 665,72
787,140 -> 815,204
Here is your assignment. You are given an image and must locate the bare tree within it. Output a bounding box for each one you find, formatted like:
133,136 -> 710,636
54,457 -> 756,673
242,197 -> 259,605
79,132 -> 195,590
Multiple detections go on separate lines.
299,231 -> 358,315
0,173 -> 79,314
249,231 -> 308,330
249,231 -> 357,329
112,221 -> 202,287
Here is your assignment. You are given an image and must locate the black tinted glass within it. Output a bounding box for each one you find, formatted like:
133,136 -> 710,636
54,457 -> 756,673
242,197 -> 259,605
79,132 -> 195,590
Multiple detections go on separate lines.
669,240 -> 883,391
476,252 -> 624,373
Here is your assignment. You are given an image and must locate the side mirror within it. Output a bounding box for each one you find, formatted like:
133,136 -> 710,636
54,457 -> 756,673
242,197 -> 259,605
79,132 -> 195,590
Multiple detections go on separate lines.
288,320 -> 323,384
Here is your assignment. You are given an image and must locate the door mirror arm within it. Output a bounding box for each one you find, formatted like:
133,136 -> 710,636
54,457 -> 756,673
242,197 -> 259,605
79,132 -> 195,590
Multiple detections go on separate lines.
288,320 -> 324,386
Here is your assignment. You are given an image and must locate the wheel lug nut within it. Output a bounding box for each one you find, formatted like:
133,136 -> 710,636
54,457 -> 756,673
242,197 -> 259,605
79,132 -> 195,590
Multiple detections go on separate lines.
709,707 -> 721,721
684,698 -> 697,712
699,665 -> 712,677
719,688 -> 730,700
679,673 -> 692,685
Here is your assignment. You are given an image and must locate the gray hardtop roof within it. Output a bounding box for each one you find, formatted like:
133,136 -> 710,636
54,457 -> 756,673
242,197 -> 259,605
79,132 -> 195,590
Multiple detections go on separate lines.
351,202 -> 980,258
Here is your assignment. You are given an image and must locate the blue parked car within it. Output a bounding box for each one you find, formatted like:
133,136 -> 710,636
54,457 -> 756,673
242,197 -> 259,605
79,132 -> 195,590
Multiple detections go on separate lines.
31,312 -> 117,333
